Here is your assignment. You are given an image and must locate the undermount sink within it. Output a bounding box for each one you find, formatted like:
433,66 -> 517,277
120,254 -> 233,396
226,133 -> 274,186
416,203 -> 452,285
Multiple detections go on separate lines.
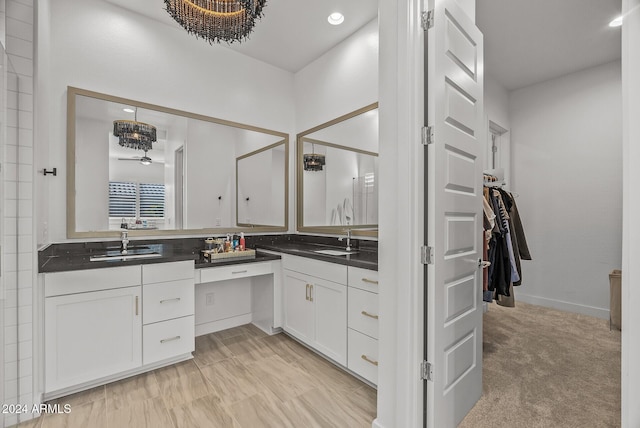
313,249 -> 359,256
89,251 -> 162,262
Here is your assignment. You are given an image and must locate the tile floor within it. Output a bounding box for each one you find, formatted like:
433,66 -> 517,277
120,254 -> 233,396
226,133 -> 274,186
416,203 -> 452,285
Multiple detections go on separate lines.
13,324 -> 377,428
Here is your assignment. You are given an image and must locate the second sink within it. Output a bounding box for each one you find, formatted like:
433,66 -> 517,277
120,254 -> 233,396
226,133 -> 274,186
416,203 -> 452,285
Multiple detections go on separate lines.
313,249 -> 359,256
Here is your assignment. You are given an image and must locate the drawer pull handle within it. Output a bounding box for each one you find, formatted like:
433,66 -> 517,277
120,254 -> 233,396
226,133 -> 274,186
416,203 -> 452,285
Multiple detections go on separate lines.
160,336 -> 181,344
232,270 -> 248,274
309,284 -> 314,302
361,310 -> 379,320
160,298 -> 181,304
362,278 -> 378,285
361,355 -> 379,366
305,284 -> 310,301
135,296 -> 139,316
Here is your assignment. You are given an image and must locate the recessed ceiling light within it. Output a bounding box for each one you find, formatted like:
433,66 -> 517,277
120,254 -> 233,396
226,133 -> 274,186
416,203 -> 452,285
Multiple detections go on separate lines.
609,16 -> 623,27
328,12 -> 344,26
123,108 -> 135,113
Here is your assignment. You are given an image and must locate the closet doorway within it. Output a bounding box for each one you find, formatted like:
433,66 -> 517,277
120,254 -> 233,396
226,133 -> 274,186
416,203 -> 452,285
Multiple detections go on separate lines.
462,0 -> 623,426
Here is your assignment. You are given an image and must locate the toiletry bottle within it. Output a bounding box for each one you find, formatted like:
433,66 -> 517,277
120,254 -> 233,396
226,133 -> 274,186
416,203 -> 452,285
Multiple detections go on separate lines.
232,235 -> 239,251
240,232 -> 245,251
225,234 -> 231,252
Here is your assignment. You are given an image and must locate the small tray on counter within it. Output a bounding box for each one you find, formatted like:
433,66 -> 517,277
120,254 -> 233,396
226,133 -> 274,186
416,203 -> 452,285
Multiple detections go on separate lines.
201,248 -> 256,262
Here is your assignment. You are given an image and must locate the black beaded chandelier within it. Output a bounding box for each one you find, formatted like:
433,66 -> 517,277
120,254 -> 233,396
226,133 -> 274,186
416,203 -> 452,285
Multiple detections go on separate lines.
113,108 -> 157,152
303,143 -> 326,172
164,0 -> 267,44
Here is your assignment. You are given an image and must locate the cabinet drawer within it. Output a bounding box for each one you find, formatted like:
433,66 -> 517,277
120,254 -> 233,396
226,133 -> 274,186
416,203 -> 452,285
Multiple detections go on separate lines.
199,261 -> 272,283
348,266 -> 379,293
348,328 -> 378,385
44,265 -> 141,297
143,261 -> 194,285
348,287 -> 379,339
282,255 -> 347,285
143,279 -> 194,324
143,315 -> 194,365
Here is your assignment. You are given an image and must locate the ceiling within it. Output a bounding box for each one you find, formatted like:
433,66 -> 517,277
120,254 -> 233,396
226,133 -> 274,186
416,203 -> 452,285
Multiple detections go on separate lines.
477,0 -> 622,91
104,0 -> 378,73
104,0 -> 620,90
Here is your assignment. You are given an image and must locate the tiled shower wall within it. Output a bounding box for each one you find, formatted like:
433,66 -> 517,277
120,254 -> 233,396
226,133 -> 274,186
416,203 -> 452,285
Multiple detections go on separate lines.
3,0 -> 34,425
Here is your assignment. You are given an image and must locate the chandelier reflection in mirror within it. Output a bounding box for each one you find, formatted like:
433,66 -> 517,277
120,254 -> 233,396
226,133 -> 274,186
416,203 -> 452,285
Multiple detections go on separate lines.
113,107 -> 157,152
164,0 -> 267,44
303,144 -> 326,172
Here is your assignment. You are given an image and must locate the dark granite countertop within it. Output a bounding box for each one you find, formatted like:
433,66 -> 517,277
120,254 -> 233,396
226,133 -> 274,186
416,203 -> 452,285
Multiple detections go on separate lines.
256,242 -> 377,271
38,234 -> 377,273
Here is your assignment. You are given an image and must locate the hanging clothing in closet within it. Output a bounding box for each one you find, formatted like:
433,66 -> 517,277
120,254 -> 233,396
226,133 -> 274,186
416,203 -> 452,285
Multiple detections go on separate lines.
483,186 -> 531,305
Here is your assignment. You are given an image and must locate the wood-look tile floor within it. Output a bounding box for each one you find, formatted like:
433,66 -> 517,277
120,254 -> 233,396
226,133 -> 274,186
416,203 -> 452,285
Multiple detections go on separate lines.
14,325 -> 377,428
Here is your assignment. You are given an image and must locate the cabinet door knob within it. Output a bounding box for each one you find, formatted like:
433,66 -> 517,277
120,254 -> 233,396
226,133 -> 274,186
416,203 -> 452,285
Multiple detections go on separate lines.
361,354 -> 379,366
361,310 -> 379,320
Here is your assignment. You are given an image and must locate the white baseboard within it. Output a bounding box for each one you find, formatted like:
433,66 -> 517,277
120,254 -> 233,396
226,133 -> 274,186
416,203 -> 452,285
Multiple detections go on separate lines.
516,293 -> 609,319
372,418 -> 386,428
195,313 -> 252,336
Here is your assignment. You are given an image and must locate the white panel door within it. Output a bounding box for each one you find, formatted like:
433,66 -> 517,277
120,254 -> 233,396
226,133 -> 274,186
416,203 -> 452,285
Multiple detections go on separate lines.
425,0 -> 484,426
45,286 -> 142,393
311,278 -> 347,365
283,269 -> 314,344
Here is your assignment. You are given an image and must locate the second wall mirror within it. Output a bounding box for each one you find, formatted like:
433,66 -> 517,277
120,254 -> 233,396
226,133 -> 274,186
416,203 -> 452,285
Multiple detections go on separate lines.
297,103 -> 379,237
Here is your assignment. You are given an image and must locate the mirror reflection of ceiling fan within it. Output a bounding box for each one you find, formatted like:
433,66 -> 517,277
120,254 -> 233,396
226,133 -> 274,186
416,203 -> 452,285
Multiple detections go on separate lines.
117,150 -> 153,165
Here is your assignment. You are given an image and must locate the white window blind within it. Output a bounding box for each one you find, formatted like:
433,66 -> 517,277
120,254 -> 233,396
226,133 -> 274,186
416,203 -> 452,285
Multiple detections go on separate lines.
139,183 -> 165,218
109,181 -> 165,218
109,181 -> 136,217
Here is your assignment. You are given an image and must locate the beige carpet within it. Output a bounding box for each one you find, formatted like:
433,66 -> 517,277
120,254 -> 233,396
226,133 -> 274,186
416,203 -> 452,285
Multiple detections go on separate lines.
459,301 -> 621,428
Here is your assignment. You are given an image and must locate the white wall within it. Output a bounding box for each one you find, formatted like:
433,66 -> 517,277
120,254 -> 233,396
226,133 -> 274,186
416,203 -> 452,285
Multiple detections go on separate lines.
621,1 -> 640,426
510,60 -> 622,318
41,0 -> 296,242
294,19 -> 378,133
75,119 -> 109,231
184,120 -> 236,229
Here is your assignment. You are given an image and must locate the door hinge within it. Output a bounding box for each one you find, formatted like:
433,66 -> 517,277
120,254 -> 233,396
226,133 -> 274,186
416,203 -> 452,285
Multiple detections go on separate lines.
421,360 -> 434,381
421,126 -> 434,145
421,10 -> 434,30
421,246 -> 434,265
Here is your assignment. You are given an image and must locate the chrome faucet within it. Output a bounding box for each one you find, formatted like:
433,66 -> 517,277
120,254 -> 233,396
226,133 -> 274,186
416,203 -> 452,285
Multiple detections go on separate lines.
120,230 -> 129,255
338,229 -> 352,252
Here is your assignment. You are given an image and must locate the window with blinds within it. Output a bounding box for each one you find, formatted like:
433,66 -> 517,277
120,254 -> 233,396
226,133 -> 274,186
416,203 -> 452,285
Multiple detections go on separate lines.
109,181 -> 165,218
139,183 -> 165,218
109,181 -> 136,217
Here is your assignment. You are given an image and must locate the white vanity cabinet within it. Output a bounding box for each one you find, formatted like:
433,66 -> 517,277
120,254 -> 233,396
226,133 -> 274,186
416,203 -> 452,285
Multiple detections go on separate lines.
142,261 -> 195,365
347,266 -> 379,385
43,260 -> 196,398
44,265 -> 143,394
283,255 -> 347,366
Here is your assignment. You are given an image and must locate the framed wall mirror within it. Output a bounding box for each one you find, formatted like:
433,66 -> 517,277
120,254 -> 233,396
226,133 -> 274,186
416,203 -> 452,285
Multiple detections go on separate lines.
67,86 -> 288,238
296,103 -> 378,237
